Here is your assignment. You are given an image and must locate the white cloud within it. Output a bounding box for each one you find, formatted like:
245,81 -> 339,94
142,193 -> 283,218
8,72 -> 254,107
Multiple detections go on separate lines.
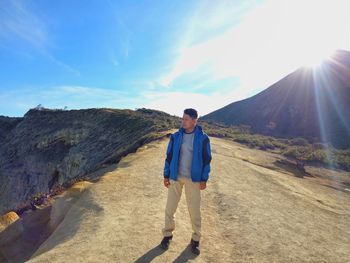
158,0 -> 350,106
0,85 -> 142,117
141,87 -> 254,117
0,0 -> 80,76
159,0 -> 261,87
39,86 -> 138,108
0,0 -> 48,49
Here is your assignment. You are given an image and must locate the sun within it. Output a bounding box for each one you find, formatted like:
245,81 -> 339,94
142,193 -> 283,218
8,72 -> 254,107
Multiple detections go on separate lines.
300,48 -> 336,68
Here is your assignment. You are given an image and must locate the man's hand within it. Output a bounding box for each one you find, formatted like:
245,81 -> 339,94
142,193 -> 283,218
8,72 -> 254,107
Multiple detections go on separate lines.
199,181 -> 207,190
164,178 -> 170,188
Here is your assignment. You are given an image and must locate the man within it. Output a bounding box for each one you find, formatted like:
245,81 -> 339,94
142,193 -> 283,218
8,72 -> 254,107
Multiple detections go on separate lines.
160,108 -> 212,255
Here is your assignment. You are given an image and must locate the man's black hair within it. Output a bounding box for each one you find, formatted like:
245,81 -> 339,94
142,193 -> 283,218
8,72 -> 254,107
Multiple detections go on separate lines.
184,108 -> 198,119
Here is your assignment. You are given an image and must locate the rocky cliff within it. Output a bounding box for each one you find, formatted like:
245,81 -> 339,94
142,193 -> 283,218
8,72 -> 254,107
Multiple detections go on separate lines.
0,107 -> 179,216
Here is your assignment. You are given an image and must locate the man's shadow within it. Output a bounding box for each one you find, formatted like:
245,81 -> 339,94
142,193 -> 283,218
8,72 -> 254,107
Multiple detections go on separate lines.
172,244 -> 199,263
134,244 -> 198,263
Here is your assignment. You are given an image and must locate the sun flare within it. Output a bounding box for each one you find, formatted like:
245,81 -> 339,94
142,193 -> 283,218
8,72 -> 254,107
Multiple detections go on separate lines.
300,48 -> 336,68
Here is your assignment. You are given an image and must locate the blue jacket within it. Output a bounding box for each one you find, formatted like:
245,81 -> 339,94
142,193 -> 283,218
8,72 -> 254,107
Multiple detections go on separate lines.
163,125 -> 212,182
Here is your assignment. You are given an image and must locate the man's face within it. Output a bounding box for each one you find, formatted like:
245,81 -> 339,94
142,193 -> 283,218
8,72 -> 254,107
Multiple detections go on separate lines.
182,113 -> 197,129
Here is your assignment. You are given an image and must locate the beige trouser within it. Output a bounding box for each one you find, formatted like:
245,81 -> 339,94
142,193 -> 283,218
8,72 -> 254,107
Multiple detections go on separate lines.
162,176 -> 202,242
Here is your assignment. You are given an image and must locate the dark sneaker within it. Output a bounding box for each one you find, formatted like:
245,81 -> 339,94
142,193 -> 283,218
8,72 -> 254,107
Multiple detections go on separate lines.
160,235 -> 173,250
190,238 -> 200,255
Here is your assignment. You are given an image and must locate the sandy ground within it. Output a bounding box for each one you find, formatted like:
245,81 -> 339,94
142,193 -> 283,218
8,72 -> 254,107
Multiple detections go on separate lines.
21,134 -> 350,263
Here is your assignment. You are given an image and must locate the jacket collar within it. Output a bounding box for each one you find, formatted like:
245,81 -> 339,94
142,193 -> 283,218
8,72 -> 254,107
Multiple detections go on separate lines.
179,124 -> 202,134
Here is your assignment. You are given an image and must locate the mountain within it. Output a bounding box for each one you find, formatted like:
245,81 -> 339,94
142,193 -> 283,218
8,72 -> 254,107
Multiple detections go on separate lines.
201,49 -> 350,149
0,107 -> 180,216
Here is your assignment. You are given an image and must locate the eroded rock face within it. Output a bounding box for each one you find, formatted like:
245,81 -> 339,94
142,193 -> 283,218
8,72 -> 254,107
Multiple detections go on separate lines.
0,108 -> 179,215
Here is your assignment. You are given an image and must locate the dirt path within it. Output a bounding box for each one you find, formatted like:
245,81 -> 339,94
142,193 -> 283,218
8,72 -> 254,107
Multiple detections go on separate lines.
27,135 -> 350,263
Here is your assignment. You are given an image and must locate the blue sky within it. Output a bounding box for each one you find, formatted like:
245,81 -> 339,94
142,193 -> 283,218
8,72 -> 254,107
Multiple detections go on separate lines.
1,0 -> 349,117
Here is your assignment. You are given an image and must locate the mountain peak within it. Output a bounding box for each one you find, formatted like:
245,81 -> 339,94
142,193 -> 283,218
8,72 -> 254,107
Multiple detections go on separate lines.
202,49 -> 350,149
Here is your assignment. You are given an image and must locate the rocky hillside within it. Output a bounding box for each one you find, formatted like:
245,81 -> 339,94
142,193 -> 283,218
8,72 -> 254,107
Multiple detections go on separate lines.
202,49 -> 350,149
2,135 -> 348,262
0,107 -> 180,216
0,116 -> 22,142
